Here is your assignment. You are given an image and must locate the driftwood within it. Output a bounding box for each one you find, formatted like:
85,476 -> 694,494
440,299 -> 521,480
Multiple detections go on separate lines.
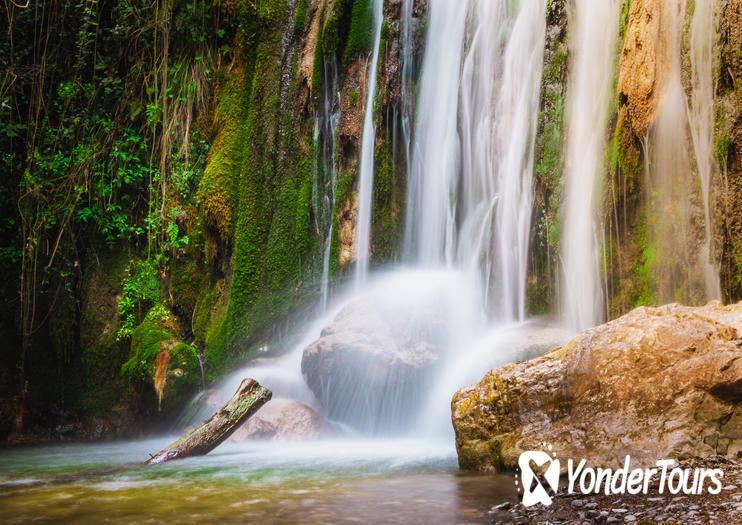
146,378 -> 272,465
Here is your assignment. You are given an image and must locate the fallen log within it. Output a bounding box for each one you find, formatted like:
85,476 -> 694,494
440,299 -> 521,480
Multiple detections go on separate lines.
146,378 -> 272,465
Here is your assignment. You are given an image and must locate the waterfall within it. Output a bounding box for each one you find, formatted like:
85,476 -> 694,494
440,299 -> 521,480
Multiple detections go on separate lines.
645,0 -> 720,305
319,61 -> 341,311
403,0 -> 467,268
561,0 -> 620,331
203,0 -> 562,440
405,0 -> 545,321
354,0 -> 385,285
688,0 -> 721,300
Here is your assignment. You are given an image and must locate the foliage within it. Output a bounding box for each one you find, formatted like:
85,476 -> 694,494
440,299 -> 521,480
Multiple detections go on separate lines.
0,0 -> 222,423
117,260 -> 162,340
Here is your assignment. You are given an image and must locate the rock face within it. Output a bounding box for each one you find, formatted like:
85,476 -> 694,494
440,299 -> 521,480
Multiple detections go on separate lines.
301,297 -> 441,433
228,399 -> 335,442
452,301 -> 742,472
617,0 -> 673,138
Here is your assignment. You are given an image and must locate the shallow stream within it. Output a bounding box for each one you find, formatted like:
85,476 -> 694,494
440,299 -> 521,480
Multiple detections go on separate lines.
0,438 -> 513,523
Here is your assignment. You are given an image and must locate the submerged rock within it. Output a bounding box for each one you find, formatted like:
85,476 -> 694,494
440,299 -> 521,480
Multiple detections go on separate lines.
452,301 -> 742,471
228,399 -> 337,442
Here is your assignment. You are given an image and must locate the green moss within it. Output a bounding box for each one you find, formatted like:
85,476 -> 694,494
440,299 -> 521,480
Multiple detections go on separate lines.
121,318 -> 176,384
529,18 -> 568,314
193,279 -> 228,348
348,87 -> 358,107
293,0 -> 308,34
202,0 -> 321,380
620,0 -> 633,39
198,0 -> 261,248
715,134 -> 730,167
535,90 -> 564,188
370,134 -> 404,261
165,342 -> 201,408
343,0 -> 373,67
295,173 -> 312,253
312,13 -> 325,104
170,259 -> 200,322
329,168 -> 355,277
119,314 -> 199,410
630,216 -> 657,307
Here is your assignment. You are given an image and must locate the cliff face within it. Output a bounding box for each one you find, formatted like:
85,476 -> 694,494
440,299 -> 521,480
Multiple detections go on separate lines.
0,0 -> 425,440
3,0 -> 742,441
197,0 -> 422,380
532,0 -> 742,319
718,0 -> 742,301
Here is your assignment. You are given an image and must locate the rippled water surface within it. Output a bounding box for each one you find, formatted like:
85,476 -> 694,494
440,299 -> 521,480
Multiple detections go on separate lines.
0,438 -> 514,523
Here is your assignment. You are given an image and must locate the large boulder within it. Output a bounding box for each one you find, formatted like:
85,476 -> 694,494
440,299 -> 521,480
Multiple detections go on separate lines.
452,301 -> 742,471
301,296 -> 443,433
228,399 -> 337,442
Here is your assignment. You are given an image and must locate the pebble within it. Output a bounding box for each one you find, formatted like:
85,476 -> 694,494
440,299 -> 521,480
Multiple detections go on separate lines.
625,515 -> 636,522
494,502 -> 511,510
570,499 -> 584,508
611,508 -> 628,513
583,502 -> 598,509
606,517 -> 621,524
724,485 -> 738,490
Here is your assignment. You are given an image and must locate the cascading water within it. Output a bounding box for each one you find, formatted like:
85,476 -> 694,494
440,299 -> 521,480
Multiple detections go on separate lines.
646,0 -> 720,305
399,0 -> 418,252
405,0 -> 544,322
688,0 -> 722,300
403,1 -> 467,268
411,0 -> 548,433
200,0 -> 562,441
561,0 -> 620,331
318,61 -> 341,311
353,0 -> 385,285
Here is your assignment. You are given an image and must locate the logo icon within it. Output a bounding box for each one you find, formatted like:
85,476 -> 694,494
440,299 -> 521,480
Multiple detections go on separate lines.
518,447 -> 560,507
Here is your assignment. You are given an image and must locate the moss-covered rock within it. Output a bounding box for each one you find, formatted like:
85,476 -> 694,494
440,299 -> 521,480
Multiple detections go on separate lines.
122,315 -> 200,413
197,0 -> 324,379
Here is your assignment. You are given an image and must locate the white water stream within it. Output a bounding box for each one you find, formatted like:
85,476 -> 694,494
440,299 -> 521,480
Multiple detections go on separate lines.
687,0 -> 721,300
405,0 -> 545,322
561,0 -> 620,331
644,0 -> 720,305
353,0 -> 385,285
